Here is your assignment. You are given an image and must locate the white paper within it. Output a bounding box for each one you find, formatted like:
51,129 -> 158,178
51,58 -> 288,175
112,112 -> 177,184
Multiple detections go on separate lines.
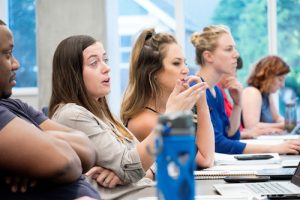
214,153 -> 282,166
205,164 -> 282,171
256,135 -> 300,140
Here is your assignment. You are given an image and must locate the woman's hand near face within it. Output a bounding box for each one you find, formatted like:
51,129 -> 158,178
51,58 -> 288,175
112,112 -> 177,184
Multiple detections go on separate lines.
222,76 -> 243,137
223,76 -> 243,106
165,79 -> 208,113
186,75 -> 204,87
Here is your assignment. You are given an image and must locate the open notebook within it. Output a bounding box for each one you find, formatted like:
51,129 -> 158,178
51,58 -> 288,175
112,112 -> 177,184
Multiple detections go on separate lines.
195,168 -> 296,180
194,170 -> 257,180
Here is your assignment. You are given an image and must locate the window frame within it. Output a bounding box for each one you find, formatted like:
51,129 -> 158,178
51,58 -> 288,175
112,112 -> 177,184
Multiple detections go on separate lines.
0,0 -> 280,111
105,0 -> 121,114
267,0 -> 279,107
105,0 -> 279,114
1,0 -> 38,96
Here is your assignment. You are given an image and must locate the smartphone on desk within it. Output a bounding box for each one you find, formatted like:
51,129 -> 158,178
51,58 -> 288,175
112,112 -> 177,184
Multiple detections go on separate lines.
234,154 -> 274,160
224,175 -> 270,183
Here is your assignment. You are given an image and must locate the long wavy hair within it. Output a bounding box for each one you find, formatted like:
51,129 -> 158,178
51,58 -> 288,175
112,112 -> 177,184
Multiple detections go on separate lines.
49,35 -> 133,140
247,55 -> 290,94
120,28 -> 177,125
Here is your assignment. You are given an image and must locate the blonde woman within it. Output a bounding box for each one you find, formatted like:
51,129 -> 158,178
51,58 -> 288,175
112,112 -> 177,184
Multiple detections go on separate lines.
121,28 -> 215,168
191,25 -> 300,154
49,35 -> 205,188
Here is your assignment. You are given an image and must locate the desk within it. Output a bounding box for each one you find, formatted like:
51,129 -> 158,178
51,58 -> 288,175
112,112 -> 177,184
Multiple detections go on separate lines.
118,155 -> 300,200
118,179 -> 224,200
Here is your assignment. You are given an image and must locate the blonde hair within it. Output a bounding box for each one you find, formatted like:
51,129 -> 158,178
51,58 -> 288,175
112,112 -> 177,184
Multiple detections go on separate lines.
120,28 -> 177,125
247,55 -> 290,94
191,25 -> 231,66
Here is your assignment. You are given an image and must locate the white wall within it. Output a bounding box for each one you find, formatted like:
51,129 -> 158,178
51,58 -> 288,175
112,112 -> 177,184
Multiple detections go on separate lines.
36,0 -> 106,109
0,0 -> 7,20
11,88 -> 38,109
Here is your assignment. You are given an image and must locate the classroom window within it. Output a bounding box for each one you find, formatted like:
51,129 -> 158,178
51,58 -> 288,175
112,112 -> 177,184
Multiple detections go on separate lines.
118,0 -> 175,95
183,0 -> 268,85
8,0 -> 37,88
277,0 -> 300,115
111,0 -> 299,117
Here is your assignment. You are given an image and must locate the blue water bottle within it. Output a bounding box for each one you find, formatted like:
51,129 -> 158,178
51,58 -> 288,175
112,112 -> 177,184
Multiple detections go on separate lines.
155,111 -> 195,200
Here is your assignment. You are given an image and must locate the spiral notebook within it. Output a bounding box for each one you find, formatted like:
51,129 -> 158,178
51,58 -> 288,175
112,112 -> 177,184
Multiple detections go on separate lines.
194,170 -> 257,180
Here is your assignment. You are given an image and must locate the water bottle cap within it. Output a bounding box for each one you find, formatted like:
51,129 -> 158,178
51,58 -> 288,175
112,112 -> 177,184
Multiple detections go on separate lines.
286,101 -> 296,107
286,98 -> 298,107
158,111 -> 195,136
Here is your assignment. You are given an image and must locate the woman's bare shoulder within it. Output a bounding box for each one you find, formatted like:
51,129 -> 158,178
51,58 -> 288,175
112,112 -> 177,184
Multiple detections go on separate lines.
243,86 -> 261,98
127,110 -> 159,141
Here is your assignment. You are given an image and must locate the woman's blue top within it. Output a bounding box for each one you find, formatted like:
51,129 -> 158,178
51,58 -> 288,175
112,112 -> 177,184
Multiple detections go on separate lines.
206,86 -> 246,154
260,94 -> 274,123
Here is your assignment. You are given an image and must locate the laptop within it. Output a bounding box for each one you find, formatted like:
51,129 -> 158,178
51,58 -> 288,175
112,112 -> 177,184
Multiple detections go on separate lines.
256,124 -> 300,140
257,167 -> 296,180
214,163 -> 300,199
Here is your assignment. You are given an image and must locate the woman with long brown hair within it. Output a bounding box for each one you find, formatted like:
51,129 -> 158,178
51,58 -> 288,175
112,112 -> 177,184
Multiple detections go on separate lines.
49,34 -> 205,188
121,28 -> 215,168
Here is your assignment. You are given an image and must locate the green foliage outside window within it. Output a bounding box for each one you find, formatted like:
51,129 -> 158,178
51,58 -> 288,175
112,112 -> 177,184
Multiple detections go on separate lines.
212,0 -> 268,84
212,0 -> 300,113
